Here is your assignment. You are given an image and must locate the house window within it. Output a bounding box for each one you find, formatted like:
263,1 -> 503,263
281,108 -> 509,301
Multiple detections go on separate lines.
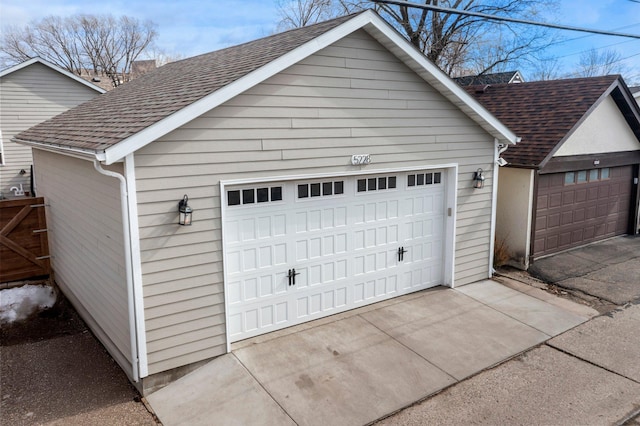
589,169 -> 599,181
298,181 -> 344,199
600,168 -> 610,180
357,176 -> 396,193
228,186 -> 283,206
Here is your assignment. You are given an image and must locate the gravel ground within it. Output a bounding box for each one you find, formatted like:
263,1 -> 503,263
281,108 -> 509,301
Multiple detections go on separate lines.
1,292 -> 158,425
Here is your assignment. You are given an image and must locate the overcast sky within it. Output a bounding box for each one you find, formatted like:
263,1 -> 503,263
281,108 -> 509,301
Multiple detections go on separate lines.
1,0 -> 639,83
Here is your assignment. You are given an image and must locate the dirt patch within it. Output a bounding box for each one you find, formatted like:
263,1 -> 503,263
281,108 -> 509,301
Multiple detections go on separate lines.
495,266 -> 619,315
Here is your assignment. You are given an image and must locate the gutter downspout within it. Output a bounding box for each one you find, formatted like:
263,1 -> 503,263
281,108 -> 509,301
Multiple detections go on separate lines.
488,140 -> 512,276
94,159 -> 140,382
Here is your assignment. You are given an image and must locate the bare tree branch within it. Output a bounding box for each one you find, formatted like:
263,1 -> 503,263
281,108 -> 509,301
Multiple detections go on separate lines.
276,0 -> 559,77
0,14 -> 158,87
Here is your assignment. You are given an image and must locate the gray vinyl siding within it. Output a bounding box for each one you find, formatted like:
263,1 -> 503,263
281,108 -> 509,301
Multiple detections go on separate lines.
134,30 -> 497,375
0,63 -> 99,196
32,149 -> 132,377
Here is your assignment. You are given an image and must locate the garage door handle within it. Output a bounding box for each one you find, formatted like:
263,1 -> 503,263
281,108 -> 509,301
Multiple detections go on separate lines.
287,269 -> 300,286
398,247 -> 408,262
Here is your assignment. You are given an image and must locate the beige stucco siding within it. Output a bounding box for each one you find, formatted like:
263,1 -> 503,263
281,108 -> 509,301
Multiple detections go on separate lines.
32,149 -> 132,377
496,167 -> 535,269
0,63 -> 99,196
134,30 -> 497,375
554,96 -> 640,157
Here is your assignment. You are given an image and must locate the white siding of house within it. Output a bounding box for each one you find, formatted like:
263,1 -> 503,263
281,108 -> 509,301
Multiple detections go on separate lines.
134,30 -> 498,375
496,167 -> 535,269
555,96 -> 640,157
0,62 -> 99,196
32,149 -> 132,377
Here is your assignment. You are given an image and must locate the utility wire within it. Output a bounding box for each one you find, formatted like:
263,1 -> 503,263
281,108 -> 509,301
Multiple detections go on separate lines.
371,0 -> 640,39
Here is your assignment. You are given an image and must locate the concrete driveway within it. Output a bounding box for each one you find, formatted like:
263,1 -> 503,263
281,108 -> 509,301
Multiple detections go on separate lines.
379,235 -> 640,425
146,279 -> 595,426
528,235 -> 640,305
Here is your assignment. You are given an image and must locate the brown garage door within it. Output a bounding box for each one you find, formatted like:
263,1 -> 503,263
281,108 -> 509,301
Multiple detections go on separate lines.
534,166 -> 632,257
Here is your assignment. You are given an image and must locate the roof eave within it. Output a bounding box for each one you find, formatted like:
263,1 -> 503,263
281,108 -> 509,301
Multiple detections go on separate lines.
13,137 -> 106,162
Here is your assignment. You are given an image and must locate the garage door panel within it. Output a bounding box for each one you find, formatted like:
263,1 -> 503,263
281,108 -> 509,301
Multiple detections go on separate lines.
224,172 -> 447,342
534,166 -> 632,257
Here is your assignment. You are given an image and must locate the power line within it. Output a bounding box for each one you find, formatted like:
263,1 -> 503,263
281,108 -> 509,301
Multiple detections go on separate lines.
371,0 -> 640,39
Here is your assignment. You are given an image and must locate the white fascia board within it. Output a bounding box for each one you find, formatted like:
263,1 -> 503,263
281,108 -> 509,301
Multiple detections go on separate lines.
13,138 -> 106,162
0,57 -> 106,93
103,12 -> 377,165
362,21 -> 518,145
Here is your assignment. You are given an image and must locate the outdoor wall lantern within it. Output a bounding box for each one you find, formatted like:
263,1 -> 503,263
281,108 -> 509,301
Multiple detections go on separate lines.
178,195 -> 193,226
473,168 -> 485,189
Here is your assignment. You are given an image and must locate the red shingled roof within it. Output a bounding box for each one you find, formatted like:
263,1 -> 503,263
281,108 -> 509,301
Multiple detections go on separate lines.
465,76 -> 621,167
13,13 -> 360,153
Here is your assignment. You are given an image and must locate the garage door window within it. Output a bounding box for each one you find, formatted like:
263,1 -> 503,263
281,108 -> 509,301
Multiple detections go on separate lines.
356,176 -> 396,192
577,170 -> 587,183
408,171 -> 442,187
227,186 -> 283,206
565,168 -> 611,186
298,181 -> 344,199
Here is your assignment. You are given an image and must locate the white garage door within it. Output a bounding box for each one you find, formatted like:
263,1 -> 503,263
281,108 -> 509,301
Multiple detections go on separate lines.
223,170 -> 447,342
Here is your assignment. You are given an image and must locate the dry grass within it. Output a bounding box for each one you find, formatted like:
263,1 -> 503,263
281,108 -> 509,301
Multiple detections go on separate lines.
493,237 -> 510,268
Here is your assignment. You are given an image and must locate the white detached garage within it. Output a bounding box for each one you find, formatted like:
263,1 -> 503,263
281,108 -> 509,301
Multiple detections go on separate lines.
14,11 -> 517,393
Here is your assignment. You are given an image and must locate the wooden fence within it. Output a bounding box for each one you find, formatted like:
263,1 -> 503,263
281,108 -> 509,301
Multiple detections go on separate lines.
0,197 -> 50,283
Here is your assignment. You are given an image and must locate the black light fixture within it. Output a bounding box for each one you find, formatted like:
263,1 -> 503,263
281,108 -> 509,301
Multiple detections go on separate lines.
473,168 -> 485,189
178,195 -> 193,226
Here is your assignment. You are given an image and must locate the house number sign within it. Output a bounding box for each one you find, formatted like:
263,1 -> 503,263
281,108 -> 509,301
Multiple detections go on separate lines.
351,154 -> 371,165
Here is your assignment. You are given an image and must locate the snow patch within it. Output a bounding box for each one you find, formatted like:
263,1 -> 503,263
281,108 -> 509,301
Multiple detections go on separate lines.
0,285 -> 56,324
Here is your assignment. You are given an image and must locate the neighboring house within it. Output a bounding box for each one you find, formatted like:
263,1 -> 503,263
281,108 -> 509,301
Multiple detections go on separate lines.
0,58 -> 105,197
455,70 -> 524,87
467,76 -> 640,269
14,11 -> 517,394
79,59 -> 158,90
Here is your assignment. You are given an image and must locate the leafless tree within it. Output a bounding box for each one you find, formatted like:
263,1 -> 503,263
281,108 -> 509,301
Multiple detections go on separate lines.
1,14 -> 157,87
277,0 -> 558,77
574,48 -> 627,78
529,56 -> 562,81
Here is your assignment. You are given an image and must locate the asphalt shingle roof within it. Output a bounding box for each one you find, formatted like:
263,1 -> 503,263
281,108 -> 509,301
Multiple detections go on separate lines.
454,71 -> 522,86
14,13 -> 360,153
465,76 -> 619,167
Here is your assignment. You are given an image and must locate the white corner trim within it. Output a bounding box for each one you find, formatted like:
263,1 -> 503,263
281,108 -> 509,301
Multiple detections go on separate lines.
488,139 -> 500,277
124,154 -> 148,378
444,165 -> 458,287
0,57 -> 106,93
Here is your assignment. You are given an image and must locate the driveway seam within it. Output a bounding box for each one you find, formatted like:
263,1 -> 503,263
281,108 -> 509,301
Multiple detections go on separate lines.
231,353 -> 299,426
357,312 -> 458,383
544,342 -> 640,385
453,291 -> 558,339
